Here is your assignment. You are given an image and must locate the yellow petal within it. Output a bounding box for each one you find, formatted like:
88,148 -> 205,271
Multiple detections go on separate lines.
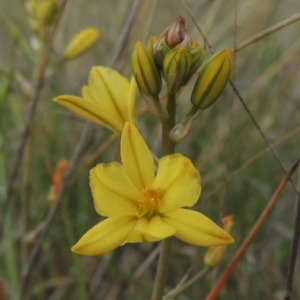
162,209 -> 234,247
204,215 -> 234,267
87,67 -> 130,124
121,123 -> 155,190
124,217 -> 175,243
124,230 -> 161,243
153,154 -> 201,212
135,216 -> 176,239
128,76 -> 138,126
71,216 -> 137,256
90,162 -> 142,217
54,95 -> 123,133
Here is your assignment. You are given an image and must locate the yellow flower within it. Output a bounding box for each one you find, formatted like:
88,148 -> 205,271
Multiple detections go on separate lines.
71,123 -> 234,256
54,67 -> 137,134
204,215 -> 234,267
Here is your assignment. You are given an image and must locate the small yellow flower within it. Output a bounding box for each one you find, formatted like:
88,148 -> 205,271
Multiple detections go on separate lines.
71,123 -> 234,256
204,215 -> 234,267
63,27 -> 100,60
54,67 -> 137,134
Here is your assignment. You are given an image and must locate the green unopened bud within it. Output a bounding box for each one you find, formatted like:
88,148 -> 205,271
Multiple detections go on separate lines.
150,36 -> 170,69
183,42 -> 205,83
131,42 -> 167,120
63,28 -> 100,60
37,0 -> 57,25
26,0 -> 58,32
191,49 -> 231,109
163,47 -> 192,94
147,35 -> 158,57
131,42 -> 162,98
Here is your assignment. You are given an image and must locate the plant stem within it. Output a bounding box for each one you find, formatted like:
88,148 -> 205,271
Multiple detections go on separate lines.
235,12 -> 300,52
151,239 -> 172,300
61,201 -> 89,300
283,190 -> 300,300
21,138 -> 32,265
163,266 -> 211,299
162,94 -> 176,156
151,93 -> 176,300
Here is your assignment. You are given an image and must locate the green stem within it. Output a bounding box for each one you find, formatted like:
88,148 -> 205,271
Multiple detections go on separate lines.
163,266 -> 212,299
151,239 -> 172,300
161,94 -> 176,156
60,201 -> 89,300
21,138 -> 32,265
151,93 -> 177,300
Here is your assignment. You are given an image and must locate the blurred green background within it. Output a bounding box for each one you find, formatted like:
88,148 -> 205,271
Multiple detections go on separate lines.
1,0 -> 300,299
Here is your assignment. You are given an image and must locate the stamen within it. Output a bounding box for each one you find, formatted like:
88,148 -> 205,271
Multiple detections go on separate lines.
137,187 -> 161,218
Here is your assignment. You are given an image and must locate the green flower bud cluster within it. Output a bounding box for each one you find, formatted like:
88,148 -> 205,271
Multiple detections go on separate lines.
130,15 -> 231,128
26,0 -> 58,34
147,16 -> 205,95
131,15 -> 204,104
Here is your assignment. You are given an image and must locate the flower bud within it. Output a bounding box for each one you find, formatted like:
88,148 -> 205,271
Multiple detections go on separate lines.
48,159 -> 69,205
26,0 -> 58,32
191,49 -> 231,109
150,16 -> 192,70
149,36 -> 170,69
182,41 -> 205,84
147,35 -> 158,57
169,107 -> 202,142
204,215 -> 234,268
131,42 -> 162,98
36,0 -> 58,25
63,28 -> 100,60
131,42 -> 168,120
161,15 -> 192,49
163,47 -> 192,94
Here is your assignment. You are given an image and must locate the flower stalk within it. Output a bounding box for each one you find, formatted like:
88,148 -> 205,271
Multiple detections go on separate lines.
151,93 -> 177,300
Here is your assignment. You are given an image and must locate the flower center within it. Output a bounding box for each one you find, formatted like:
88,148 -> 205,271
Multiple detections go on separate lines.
137,187 -> 161,218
